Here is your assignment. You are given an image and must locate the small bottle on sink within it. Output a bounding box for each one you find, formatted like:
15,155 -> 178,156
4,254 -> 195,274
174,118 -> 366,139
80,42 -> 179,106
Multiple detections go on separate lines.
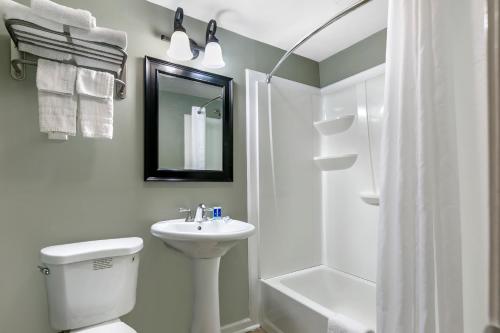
212,206 -> 222,220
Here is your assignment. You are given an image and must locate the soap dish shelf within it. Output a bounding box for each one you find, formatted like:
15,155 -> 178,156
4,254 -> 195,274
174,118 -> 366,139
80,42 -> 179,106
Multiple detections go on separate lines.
313,154 -> 358,171
360,192 -> 380,206
5,18 -> 127,99
314,115 -> 355,135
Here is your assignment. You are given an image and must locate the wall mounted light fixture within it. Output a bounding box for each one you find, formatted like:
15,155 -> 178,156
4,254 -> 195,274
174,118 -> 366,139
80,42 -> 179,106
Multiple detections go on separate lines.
161,7 -> 226,68
166,8 -> 194,61
202,20 -> 225,68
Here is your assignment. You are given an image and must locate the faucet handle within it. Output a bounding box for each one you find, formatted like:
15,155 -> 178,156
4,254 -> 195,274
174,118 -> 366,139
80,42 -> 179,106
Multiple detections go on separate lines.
203,207 -> 215,221
195,204 -> 214,221
179,208 -> 193,222
204,207 -> 214,221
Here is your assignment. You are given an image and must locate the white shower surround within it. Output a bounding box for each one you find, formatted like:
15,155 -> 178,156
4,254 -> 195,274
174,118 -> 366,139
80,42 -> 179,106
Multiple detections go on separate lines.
245,1 -> 488,330
246,65 -> 385,332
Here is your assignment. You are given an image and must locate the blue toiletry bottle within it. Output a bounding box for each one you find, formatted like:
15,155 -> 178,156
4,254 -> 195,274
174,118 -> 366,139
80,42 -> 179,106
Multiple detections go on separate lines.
213,206 -> 222,220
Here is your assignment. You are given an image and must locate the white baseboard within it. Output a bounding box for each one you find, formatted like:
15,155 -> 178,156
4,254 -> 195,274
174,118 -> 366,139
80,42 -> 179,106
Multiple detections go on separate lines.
261,319 -> 284,333
221,317 -> 260,333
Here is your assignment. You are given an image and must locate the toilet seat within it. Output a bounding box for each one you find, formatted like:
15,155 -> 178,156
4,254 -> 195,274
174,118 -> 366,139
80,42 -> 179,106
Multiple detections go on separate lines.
71,320 -> 137,333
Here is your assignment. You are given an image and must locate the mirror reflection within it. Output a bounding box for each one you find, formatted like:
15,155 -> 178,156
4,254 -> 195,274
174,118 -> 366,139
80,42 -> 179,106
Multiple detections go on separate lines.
158,73 -> 224,171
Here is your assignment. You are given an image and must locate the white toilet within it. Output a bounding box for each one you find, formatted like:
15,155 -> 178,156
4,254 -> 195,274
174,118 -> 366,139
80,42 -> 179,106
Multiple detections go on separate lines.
39,237 -> 143,333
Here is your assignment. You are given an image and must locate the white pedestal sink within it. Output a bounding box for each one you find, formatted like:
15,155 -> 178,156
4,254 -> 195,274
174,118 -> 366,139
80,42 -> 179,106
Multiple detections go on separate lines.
151,218 -> 255,333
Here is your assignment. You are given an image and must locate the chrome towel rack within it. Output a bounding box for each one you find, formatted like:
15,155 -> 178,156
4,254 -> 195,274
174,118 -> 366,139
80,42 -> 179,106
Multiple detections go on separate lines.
4,18 -> 128,99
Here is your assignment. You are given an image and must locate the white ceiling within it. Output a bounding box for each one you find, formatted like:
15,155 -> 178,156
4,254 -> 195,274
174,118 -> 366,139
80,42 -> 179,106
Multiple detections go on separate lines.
146,0 -> 388,62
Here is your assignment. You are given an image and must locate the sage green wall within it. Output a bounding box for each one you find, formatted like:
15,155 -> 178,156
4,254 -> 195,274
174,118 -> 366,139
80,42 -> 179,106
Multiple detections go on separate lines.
0,0 -> 319,332
319,29 -> 387,87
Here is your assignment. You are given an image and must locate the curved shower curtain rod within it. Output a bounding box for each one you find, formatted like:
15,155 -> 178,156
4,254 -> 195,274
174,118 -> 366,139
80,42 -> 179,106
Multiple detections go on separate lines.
199,95 -> 222,109
266,0 -> 373,83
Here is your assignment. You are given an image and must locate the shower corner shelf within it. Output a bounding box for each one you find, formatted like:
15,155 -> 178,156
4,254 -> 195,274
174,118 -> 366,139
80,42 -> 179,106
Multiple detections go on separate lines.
313,115 -> 355,135
360,192 -> 380,206
313,153 -> 358,171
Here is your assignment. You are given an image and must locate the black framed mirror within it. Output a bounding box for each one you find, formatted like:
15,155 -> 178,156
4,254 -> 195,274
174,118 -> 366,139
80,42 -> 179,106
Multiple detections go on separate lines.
144,56 -> 233,181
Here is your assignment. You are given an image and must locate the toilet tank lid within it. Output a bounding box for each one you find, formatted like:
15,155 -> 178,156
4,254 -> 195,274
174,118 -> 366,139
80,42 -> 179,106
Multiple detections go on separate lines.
40,237 -> 144,265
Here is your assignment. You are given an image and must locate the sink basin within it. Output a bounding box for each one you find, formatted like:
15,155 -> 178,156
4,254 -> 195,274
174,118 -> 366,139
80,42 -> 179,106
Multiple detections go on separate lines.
151,218 -> 255,333
151,218 -> 255,258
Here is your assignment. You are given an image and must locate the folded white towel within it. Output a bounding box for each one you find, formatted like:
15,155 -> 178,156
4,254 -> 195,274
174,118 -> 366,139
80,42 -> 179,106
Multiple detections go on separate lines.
31,0 -> 96,31
18,42 -> 123,75
76,68 -> 114,139
36,58 -> 76,95
4,0 -> 127,50
36,59 -> 77,140
15,29 -> 124,59
18,42 -> 71,62
328,314 -> 374,333
73,26 -> 127,51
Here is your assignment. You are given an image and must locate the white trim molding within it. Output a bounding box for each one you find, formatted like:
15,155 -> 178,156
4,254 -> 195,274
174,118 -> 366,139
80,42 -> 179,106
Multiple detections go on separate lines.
245,68 -> 267,326
221,317 -> 260,333
488,0 -> 500,328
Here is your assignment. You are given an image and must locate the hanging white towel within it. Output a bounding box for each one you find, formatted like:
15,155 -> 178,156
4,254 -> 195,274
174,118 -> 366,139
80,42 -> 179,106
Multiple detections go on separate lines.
38,92 -> 77,139
30,0 -> 96,31
37,58 -> 76,94
36,59 -> 77,140
76,67 -> 114,99
76,68 -> 114,139
78,97 -> 113,139
328,314 -> 374,333
190,106 -> 206,170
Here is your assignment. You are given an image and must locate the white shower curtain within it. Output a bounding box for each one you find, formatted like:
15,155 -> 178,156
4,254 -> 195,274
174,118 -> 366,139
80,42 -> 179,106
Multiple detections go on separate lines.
184,106 -> 206,170
377,0 -> 464,332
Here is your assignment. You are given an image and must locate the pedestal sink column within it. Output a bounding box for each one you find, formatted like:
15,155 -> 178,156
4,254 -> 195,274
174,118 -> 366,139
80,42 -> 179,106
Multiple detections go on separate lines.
191,257 -> 221,333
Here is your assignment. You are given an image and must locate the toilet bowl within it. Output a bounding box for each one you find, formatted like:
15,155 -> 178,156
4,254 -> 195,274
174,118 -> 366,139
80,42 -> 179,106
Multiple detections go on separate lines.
39,238 -> 143,333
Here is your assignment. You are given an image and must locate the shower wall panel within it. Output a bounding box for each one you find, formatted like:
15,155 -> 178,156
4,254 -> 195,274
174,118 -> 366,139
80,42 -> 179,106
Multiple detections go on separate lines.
253,74 -> 322,280
319,66 -> 385,282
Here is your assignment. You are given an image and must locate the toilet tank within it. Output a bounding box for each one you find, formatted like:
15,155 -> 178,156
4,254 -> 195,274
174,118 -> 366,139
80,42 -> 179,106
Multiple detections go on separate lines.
40,238 -> 143,331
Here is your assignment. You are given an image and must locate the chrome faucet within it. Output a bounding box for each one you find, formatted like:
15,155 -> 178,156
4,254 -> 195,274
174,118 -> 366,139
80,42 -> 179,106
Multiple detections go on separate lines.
194,203 -> 207,222
195,203 -> 215,222
179,204 -> 213,222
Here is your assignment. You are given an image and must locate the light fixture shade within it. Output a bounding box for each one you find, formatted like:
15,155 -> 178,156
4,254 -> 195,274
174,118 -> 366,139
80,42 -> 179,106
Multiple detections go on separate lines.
167,30 -> 193,61
202,41 -> 226,68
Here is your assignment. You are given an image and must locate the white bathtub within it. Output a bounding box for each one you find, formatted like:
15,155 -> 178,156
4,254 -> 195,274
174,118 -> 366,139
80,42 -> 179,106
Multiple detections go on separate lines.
261,265 -> 376,333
